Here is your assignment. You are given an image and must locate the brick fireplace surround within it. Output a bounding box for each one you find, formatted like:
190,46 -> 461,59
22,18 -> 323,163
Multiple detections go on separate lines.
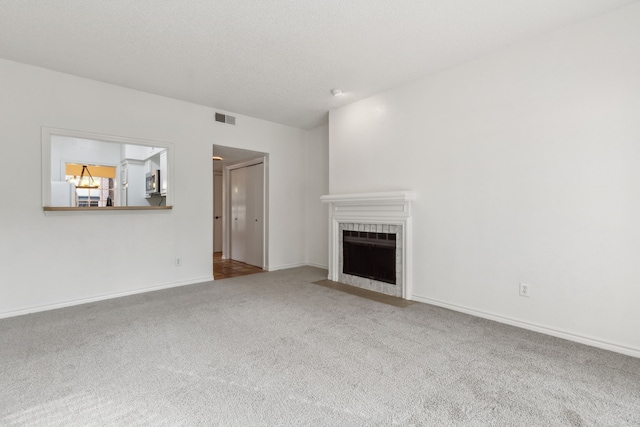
321,191 -> 416,299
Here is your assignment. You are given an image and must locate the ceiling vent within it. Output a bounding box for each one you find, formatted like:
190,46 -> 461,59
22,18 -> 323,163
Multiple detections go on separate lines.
215,112 -> 236,125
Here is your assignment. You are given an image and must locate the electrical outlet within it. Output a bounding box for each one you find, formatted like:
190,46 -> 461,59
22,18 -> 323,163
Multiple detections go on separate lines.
519,282 -> 530,297
175,257 -> 182,267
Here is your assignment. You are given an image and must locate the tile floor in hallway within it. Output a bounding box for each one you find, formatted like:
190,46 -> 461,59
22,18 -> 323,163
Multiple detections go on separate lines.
213,252 -> 264,280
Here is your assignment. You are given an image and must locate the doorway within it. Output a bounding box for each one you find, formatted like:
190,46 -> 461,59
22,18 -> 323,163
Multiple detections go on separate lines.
212,145 -> 268,279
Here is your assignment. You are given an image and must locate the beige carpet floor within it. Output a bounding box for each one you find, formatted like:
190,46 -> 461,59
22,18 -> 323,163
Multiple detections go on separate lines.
1,266 -> 639,426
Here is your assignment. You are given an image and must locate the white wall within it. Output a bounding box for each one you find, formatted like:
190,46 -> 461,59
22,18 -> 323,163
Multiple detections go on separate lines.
122,144 -> 153,161
51,136 -> 121,182
329,3 -> 640,356
304,124 -> 329,268
0,58 -> 308,316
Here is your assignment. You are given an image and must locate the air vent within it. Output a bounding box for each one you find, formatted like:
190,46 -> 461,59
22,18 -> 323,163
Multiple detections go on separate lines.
215,112 -> 236,125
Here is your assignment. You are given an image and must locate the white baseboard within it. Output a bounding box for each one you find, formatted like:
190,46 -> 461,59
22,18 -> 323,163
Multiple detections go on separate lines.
267,262 -> 328,272
266,262 -> 307,271
305,262 -> 328,270
412,294 -> 640,359
0,276 -> 213,320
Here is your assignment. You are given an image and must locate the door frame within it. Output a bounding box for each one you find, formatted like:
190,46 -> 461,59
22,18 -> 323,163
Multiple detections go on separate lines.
222,156 -> 268,269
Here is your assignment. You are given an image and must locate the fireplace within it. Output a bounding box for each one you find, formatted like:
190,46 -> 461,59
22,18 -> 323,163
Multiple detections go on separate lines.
321,191 -> 415,299
343,230 -> 396,284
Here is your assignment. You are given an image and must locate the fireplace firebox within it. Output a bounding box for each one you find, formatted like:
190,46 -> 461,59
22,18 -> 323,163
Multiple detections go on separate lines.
342,230 -> 396,285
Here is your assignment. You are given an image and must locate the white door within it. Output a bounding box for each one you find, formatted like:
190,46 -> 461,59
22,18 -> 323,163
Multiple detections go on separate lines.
230,167 -> 247,262
245,163 -> 264,267
213,174 -> 223,252
230,163 -> 264,267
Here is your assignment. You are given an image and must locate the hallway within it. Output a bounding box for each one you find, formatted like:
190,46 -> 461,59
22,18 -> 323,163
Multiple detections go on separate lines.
213,252 -> 263,280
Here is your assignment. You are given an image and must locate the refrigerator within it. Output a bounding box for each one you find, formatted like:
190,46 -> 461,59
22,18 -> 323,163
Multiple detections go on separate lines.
51,181 -> 76,207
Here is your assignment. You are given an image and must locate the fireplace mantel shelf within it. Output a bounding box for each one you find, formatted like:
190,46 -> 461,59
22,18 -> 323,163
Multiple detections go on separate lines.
321,191 -> 416,204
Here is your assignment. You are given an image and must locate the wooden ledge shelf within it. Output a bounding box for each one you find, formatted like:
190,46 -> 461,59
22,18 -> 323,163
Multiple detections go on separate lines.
43,206 -> 172,211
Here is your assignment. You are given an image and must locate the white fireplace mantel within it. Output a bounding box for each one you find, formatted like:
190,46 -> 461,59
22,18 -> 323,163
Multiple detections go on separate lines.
321,191 -> 415,299
320,191 -> 416,204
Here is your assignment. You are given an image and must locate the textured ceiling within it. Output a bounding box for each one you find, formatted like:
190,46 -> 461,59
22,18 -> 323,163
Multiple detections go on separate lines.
0,0 -> 636,129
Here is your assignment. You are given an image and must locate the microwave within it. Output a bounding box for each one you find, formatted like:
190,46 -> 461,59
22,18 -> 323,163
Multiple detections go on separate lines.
145,170 -> 160,195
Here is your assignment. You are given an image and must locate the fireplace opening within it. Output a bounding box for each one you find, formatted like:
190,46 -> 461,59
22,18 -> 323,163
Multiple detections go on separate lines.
342,230 -> 396,285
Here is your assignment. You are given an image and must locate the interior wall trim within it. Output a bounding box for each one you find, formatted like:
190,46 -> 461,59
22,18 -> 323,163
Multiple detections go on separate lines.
305,262 -> 329,270
0,276 -> 213,320
412,294 -> 640,359
266,262 -> 308,272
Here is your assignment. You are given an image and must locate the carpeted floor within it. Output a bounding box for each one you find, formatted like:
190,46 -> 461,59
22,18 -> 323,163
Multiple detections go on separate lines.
1,267 -> 639,426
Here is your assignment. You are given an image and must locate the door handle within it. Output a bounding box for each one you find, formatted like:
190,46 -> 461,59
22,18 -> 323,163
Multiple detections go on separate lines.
215,216 -> 221,219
